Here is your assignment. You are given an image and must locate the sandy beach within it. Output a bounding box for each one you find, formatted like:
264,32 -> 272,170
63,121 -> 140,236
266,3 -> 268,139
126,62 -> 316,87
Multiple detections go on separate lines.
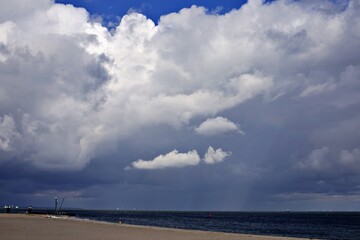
0,214 -> 313,240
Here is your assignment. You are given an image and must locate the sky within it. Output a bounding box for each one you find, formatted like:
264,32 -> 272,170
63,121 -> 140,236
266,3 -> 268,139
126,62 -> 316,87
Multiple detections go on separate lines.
55,0 -> 254,24
0,0 -> 360,211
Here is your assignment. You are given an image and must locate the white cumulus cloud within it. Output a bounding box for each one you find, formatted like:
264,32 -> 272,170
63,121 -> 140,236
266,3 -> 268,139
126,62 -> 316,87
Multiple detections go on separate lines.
129,150 -> 201,170
203,146 -> 231,164
195,117 -> 244,136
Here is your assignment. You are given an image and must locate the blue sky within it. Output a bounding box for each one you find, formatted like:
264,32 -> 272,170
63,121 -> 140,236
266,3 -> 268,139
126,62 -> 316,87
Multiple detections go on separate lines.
1,0 -> 360,211
55,0 -> 252,23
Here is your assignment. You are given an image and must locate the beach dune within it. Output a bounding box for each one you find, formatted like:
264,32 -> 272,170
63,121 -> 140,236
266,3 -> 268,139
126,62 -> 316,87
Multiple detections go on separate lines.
0,214 -> 311,240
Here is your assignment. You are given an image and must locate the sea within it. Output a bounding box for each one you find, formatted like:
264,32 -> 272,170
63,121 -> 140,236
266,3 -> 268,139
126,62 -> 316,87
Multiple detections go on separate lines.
2,208 -> 360,239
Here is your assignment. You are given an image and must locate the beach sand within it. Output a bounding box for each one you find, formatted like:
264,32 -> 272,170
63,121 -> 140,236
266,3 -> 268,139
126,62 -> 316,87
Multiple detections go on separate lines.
0,214 -> 312,240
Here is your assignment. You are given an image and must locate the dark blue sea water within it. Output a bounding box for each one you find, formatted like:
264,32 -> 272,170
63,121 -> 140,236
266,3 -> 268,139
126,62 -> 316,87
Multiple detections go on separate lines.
2,209 -> 360,239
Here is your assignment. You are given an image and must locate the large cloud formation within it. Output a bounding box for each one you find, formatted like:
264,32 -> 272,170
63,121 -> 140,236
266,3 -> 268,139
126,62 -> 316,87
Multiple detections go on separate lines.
0,0 -> 279,170
0,0 -> 358,169
1,0 -> 360,210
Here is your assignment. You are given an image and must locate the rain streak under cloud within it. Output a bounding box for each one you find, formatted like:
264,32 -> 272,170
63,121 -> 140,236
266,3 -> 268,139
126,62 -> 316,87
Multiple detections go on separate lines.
1,0 -> 360,211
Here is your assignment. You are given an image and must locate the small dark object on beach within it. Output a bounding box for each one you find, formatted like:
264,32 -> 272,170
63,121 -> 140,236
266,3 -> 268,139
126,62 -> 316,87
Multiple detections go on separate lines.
27,206 -> 32,214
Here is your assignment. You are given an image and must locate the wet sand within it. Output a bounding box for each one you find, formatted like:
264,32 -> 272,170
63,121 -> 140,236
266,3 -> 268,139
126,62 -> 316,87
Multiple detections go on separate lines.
0,214 -> 313,240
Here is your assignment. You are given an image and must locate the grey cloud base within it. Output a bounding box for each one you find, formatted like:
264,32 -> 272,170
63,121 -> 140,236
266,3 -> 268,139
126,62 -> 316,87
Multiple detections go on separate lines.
1,0 -> 360,210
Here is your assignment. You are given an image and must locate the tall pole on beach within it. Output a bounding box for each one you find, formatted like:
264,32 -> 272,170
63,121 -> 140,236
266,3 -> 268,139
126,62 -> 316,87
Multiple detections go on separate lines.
55,197 -> 58,215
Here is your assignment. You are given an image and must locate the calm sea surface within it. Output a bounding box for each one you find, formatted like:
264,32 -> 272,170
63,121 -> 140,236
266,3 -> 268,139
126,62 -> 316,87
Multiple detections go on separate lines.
2,209 -> 360,239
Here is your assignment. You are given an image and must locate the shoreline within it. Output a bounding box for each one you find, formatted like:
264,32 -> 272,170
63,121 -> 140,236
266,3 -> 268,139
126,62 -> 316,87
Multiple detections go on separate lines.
0,213 -> 315,240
